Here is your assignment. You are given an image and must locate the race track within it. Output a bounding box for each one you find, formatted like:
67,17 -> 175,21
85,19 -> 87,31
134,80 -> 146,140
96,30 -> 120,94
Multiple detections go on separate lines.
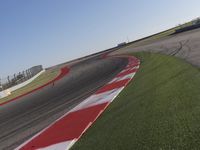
0,56 -> 128,149
113,28 -> 200,67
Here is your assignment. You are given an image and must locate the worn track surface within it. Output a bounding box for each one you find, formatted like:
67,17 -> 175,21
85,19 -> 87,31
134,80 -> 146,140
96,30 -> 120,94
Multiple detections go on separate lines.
113,28 -> 200,67
0,56 -> 128,150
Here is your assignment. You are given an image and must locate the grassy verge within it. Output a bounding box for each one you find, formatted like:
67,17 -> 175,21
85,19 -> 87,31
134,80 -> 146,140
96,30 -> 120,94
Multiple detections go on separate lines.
0,68 -> 60,104
71,52 -> 200,150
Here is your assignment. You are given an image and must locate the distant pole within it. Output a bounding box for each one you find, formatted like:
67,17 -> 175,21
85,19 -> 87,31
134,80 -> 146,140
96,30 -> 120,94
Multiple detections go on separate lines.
26,70 -> 29,79
0,78 -> 2,91
0,78 -> 3,91
7,76 -> 10,84
127,36 -> 130,43
14,74 -> 16,80
22,71 -> 25,81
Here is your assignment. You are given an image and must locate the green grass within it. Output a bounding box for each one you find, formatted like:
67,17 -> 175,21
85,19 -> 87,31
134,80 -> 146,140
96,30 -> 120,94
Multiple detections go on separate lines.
71,52 -> 200,150
0,68 -> 60,104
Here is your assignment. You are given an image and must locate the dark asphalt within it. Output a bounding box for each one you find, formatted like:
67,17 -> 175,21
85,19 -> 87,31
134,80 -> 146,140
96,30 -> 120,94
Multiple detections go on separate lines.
0,56 -> 128,150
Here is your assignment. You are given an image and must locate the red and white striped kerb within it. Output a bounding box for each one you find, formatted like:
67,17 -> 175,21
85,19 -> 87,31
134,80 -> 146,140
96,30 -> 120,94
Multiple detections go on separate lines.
16,55 -> 140,150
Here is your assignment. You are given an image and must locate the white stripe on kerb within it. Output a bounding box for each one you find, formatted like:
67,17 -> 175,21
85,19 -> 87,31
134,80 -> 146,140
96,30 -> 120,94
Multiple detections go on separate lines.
38,140 -> 77,150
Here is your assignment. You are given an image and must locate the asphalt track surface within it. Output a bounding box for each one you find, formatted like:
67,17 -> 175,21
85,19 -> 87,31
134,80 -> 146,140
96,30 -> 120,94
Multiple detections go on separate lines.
0,56 -> 128,150
113,28 -> 200,67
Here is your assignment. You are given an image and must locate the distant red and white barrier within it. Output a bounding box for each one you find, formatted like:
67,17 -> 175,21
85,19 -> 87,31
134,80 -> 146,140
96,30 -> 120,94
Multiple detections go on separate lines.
0,67 -> 69,106
16,55 -> 140,150
0,70 -> 45,99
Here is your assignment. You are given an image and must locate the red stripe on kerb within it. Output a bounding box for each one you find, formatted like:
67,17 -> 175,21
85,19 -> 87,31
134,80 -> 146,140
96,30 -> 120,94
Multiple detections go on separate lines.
20,103 -> 108,150
128,57 -> 139,64
116,69 -> 138,78
125,63 -> 139,69
95,78 -> 131,94
18,55 -> 140,150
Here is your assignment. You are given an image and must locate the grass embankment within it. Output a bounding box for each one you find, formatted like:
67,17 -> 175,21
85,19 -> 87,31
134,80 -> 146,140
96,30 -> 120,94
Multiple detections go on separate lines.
0,68 -> 60,104
72,52 -> 200,150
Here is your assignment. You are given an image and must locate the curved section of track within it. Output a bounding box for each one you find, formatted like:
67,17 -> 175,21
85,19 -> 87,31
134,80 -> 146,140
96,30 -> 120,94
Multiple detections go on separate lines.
113,28 -> 200,67
0,56 -> 128,150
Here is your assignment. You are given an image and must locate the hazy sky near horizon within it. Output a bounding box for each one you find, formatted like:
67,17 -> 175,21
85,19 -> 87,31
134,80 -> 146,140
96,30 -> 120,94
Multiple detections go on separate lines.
1,0 -> 200,77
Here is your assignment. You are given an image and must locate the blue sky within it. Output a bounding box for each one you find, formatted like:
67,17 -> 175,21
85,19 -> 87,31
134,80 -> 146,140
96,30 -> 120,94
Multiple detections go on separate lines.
1,0 -> 200,77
